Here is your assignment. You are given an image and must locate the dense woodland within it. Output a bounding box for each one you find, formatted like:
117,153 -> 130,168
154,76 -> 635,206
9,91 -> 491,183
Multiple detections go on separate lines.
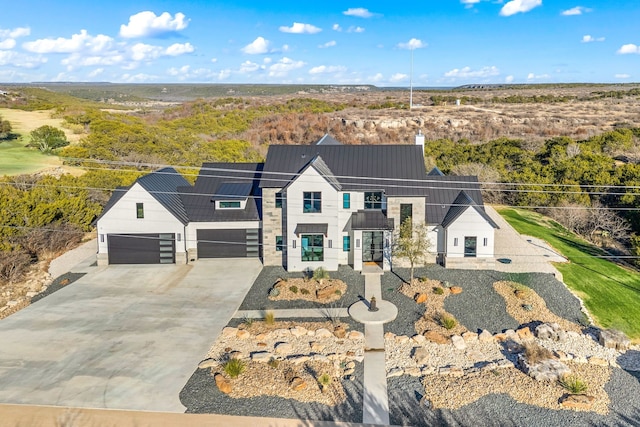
1,87 -> 640,284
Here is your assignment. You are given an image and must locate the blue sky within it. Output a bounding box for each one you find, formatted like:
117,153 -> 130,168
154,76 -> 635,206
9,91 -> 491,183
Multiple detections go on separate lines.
0,0 -> 638,86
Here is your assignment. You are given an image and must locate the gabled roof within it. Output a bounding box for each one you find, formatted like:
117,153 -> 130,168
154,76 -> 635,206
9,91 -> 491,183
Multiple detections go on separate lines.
427,166 -> 445,176
284,155 -> 343,191
315,134 -> 342,145
261,144 -> 429,196
441,190 -> 499,229
180,162 -> 263,222
424,175 -> 486,226
99,167 -> 190,225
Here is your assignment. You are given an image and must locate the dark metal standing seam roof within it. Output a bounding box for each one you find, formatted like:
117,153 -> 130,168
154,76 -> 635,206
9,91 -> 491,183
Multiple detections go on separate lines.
351,210 -> 395,230
423,175 -> 487,226
440,191 -> 499,229
315,134 -> 343,145
137,167 -> 191,225
294,223 -> 329,235
180,162 -> 263,222
211,182 -> 254,201
260,145 -> 430,197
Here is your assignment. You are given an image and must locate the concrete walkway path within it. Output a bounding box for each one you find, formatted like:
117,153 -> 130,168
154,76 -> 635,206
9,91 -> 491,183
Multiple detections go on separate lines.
349,271 -> 397,426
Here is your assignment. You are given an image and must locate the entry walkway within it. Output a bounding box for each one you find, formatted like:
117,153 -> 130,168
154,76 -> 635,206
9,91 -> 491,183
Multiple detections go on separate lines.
349,271 -> 398,426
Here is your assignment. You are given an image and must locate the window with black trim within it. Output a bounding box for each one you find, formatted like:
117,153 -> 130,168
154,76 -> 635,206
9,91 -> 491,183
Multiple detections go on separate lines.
275,192 -> 283,208
136,203 -> 144,218
303,192 -> 321,213
343,193 -> 350,209
364,192 -> 383,209
400,203 -> 413,237
219,201 -> 241,208
276,235 -> 284,251
343,236 -> 350,252
301,234 -> 323,261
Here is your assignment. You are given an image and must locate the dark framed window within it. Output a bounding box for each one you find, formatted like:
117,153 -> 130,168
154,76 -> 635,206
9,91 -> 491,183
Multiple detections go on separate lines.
275,192 -> 283,208
219,201 -> 241,208
400,203 -> 413,238
276,236 -> 284,251
303,192 -> 321,213
343,193 -> 350,209
136,203 -> 144,219
301,234 -> 323,261
343,236 -> 351,252
364,191 -> 383,209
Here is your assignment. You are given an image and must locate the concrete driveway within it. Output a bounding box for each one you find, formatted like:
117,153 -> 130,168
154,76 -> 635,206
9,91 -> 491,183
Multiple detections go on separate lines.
0,259 -> 262,412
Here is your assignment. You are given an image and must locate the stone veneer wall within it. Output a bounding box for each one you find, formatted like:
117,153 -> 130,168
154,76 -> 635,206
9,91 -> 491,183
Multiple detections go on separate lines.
386,196 -> 435,267
262,188 -> 284,266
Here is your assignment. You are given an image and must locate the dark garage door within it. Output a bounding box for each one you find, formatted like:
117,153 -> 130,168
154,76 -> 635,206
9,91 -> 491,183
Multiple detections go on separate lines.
107,233 -> 175,264
197,229 -> 260,258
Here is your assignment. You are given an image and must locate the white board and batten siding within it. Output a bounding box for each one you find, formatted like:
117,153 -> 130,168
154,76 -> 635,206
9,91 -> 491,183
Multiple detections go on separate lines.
444,207 -> 495,258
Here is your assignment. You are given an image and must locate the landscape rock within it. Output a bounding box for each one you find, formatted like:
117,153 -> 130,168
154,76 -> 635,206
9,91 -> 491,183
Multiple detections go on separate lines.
404,367 -> 422,377
198,358 -> 217,369
588,356 -> 608,367
415,293 -> 428,304
517,327 -> 534,341
251,351 -> 273,362
236,330 -> 251,340
290,326 -> 308,337
461,332 -> 478,342
449,286 -> 463,295
347,330 -> 364,340
315,328 -> 333,338
214,373 -> 232,394
411,334 -> 426,344
519,355 -> 571,381
221,327 -> 238,338
333,325 -> 347,338
395,335 -> 410,344
310,342 -> 325,352
478,330 -> 494,342
451,335 -> 467,350
229,350 -> 245,360
598,329 -> 631,351
290,377 -> 307,391
424,331 -> 449,344
413,347 -> 430,365
316,284 -> 338,299
561,394 -> 595,410
535,323 -> 567,342
275,342 -> 293,355
288,355 -> 310,364
387,367 -> 404,378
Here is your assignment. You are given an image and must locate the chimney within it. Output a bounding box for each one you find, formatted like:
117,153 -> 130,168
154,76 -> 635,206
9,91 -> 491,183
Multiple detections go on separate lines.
415,130 -> 425,155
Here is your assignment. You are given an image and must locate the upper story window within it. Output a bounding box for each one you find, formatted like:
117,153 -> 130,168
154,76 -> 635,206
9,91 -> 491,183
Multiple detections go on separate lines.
219,201 -> 242,209
136,203 -> 144,218
275,192 -> 283,208
364,191 -> 383,210
400,203 -> 413,238
343,193 -> 350,209
303,192 -> 321,213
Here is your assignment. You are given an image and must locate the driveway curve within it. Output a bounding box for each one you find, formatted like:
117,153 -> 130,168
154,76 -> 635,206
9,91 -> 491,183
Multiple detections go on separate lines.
0,259 -> 262,412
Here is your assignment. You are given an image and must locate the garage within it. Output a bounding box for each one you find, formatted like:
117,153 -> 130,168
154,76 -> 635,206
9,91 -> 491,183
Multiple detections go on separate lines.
197,229 -> 260,258
107,233 -> 175,264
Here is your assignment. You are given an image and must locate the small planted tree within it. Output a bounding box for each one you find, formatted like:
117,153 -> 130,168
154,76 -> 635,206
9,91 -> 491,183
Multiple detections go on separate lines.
393,218 -> 432,284
27,125 -> 69,153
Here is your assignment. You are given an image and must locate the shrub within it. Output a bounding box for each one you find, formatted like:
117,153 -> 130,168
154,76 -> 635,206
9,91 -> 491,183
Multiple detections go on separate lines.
433,287 -> 444,295
300,288 -> 310,295
313,267 -> 330,282
264,311 -> 275,325
317,373 -> 332,391
0,251 -> 32,284
522,342 -> 553,364
289,285 -> 298,294
334,289 -> 342,296
223,358 -> 246,378
558,374 -> 588,394
242,315 -> 255,328
438,313 -> 457,330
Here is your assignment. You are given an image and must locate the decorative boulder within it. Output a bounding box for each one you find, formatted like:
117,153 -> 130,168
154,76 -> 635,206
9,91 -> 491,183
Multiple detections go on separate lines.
534,322 -> 567,342
415,293 -> 428,304
561,394 -> 595,410
598,329 -> 630,351
316,284 -> 338,299
423,331 -> 450,344
449,286 -> 463,295
214,373 -> 232,394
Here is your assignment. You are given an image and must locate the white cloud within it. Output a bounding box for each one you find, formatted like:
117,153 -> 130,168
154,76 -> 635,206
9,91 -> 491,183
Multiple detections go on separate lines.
582,35 -> 604,43
242,37 -> 270,54
279,22 -> 321,34
500,0 -> 542,17
505,75 -> 514,83
309,65 -> 346,74
217,69 -> 232,80
23,30 -> 114,54
0,39 -> 16,49
130,43 -> 162,61
332,24 -> 342,32
561,6 -> 591,16
165,42 -> 194,56
444,66 -> 500,78
347,26 -> 365,33
0,27 -> 31,39
61,52 -> 124,69
119,11 -> 189,38
615,73 -> 631,79
211,58 -> 217,63
119,73 -> 158,83
461,0 -> 481,8
87,68 -> 104,78
369,73 -> 384,82
0,50 -> 47,68
319,40 -> 337,48
618,44 -> 640,54
390,73 -> 408,82
527,72 -> 551,80
343,8 -> 375,18
239,60 -> 261,73
397,38 -> 427,50
268,57 -> 305,77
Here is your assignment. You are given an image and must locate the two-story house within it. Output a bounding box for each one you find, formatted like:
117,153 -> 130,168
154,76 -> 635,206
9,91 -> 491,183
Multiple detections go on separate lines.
97,133 -> 498,270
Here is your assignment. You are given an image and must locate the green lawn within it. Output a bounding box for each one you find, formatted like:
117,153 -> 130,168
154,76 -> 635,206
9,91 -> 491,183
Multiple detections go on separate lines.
0,138 -> 61,175
498,207 -> 640,341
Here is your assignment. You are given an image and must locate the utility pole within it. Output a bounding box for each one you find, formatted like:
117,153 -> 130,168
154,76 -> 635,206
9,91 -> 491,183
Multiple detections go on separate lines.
409,47 -> 414,110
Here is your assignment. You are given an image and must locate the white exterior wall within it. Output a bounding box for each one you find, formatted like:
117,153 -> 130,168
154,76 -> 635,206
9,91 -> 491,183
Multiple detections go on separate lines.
338,191 -> 362,266
285,167 -> 340,272
96,183 -> 186,264
445,208 -> 495,258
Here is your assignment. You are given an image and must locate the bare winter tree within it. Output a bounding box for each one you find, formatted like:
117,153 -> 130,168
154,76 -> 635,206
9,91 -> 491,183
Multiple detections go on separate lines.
451,163 -> 504,204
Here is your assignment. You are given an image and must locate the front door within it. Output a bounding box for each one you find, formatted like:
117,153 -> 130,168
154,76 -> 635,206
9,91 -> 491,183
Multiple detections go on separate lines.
464,236 -> 477,257
363,231 -> 384,263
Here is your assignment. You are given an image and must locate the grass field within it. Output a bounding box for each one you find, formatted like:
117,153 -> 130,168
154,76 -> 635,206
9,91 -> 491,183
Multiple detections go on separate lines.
498,207 -> 640,341
0,108 -> 82,176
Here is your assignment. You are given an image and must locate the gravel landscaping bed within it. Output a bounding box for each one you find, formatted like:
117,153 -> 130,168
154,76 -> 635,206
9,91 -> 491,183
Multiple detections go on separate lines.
30,272 -> 85,304
239,266 -> 365,311
382,266 -> 586,336
388,368 -> 640,426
